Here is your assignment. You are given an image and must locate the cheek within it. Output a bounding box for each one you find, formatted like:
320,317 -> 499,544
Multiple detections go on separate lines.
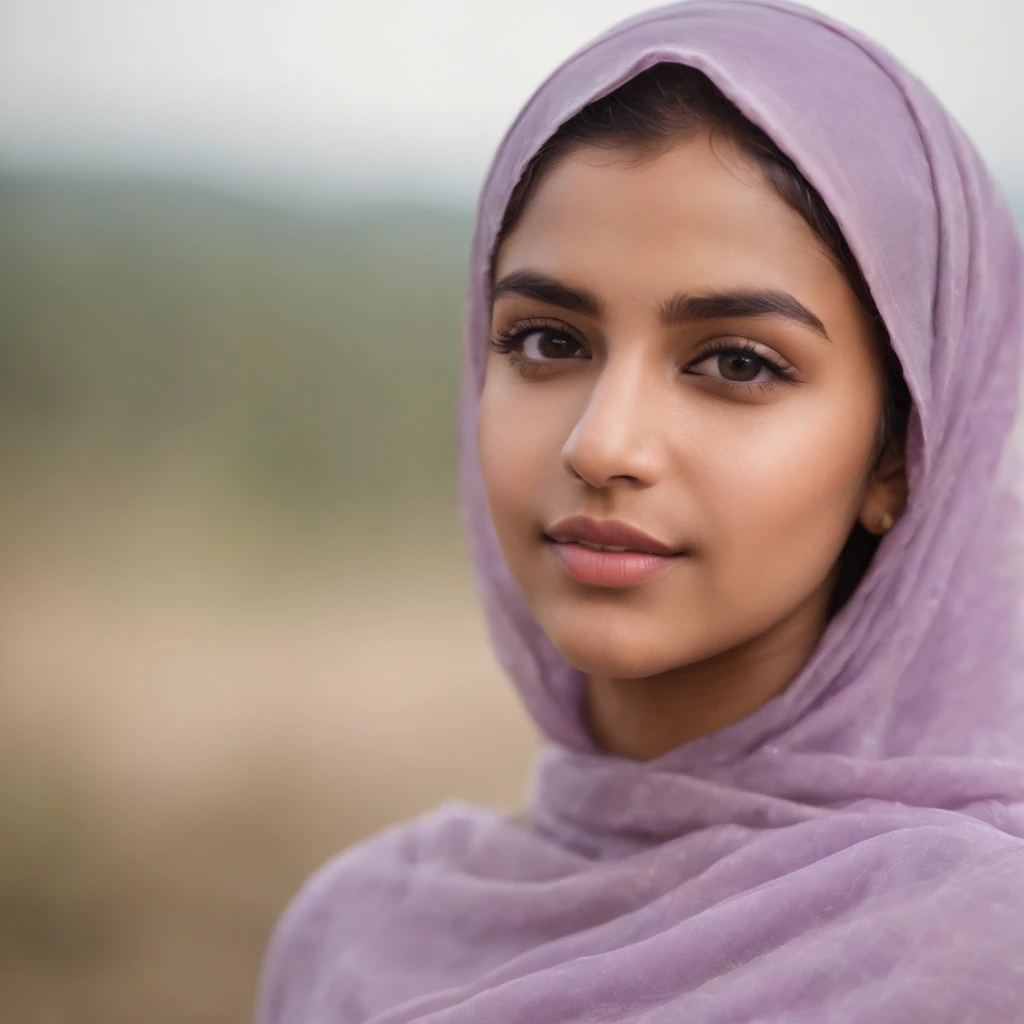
697,386 -> 880,597
477,368 -> 564,563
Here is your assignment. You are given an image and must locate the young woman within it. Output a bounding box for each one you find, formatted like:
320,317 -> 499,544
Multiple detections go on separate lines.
256,2 -> 1024,1020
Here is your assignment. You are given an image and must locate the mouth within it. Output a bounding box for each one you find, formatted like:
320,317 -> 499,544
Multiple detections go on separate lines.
556,538 -> 668,554
543,535 -> 686,588
543,514 -> 683,556
541,515 -> 688,588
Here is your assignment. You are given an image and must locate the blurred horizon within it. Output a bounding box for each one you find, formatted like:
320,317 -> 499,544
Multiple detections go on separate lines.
3,1 -> 1024,207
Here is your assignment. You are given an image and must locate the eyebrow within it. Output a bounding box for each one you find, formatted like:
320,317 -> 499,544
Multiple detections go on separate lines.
491,270 -> 602,317
491,270 -> 829,340
660,289 -> 829,339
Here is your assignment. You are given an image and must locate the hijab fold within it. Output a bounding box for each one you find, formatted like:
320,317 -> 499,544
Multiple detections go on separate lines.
257,3 -> 1024,1020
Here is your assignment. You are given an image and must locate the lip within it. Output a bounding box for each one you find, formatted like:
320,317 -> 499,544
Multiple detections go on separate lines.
544,515 -> 686,589
545,515 -> 681,555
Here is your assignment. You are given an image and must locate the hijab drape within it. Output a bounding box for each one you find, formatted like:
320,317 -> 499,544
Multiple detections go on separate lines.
256,2 -> 1024,1020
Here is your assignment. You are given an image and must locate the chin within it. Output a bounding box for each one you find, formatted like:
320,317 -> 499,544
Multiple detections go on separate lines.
543,618 -> 692,680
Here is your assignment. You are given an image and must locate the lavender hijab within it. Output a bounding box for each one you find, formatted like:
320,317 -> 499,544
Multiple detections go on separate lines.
256,2 -> 1024,1020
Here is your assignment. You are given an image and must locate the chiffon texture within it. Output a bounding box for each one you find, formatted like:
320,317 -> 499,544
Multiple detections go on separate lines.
256,2 -> 1024,1020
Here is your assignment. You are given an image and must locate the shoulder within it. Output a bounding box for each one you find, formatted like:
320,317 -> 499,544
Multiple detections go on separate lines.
251,801 -> 503,1024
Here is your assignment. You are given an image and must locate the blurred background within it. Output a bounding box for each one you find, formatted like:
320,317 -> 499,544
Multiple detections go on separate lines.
1,1 -> 1022,1021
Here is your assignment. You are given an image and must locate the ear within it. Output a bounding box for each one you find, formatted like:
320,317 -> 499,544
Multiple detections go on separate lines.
858,439 -> 908,536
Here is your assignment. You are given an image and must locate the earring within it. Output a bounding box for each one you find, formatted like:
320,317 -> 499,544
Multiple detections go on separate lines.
875,511 -> 894,534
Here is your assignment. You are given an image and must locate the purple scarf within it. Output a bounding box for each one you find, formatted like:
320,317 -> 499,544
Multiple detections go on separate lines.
256,3 -> 1024,1020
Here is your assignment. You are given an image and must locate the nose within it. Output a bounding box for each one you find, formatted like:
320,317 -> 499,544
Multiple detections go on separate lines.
560,351 -> 668,489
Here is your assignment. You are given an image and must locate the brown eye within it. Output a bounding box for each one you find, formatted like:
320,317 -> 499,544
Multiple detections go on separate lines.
717,351 -> 763,381
683,341 -> 795,392
524,330 -> 585,360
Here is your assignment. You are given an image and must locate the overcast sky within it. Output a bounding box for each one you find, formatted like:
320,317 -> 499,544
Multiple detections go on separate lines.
0,0 -> 1020,205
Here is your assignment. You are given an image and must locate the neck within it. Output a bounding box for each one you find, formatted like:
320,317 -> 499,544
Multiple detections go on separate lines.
584,579 -> 834,761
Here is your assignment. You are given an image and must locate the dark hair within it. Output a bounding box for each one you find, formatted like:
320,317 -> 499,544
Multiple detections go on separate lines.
493,62 -> 911,614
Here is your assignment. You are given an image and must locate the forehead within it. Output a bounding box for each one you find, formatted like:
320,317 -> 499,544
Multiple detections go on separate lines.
494,135 -> 839,301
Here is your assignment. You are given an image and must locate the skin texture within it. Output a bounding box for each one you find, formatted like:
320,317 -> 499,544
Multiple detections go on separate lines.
479,134 -> 907,760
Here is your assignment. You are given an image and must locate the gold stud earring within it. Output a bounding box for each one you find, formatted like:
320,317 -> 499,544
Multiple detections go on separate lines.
876,512 -> 894,534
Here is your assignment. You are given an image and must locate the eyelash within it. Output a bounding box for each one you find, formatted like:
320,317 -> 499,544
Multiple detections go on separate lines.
692,338 -> 798,391
490,319 -> 585,379
488,320 -> 799,391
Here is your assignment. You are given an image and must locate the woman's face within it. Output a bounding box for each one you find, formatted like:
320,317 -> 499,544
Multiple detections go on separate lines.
479,134 -> 890,680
